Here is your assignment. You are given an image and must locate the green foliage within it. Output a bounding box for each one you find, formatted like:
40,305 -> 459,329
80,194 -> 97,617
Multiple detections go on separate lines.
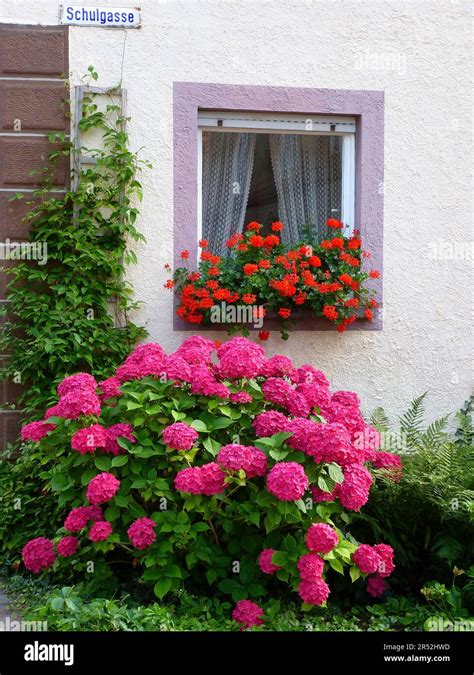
355,395 -> 474,605
3,575 -> 450,632
16,372 -> 370,608
0,68 -> 147,413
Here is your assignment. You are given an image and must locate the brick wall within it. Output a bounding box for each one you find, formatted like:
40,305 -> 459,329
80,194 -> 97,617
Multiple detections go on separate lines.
0,24 -> 69,449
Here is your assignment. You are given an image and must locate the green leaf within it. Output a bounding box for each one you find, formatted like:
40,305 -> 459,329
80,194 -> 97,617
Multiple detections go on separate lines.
154,578 -> 172,600
329,558 -> 344,574
94,456 -> 111,472
269,449 -> 289,461
327,463 -> 344,484
111,455 -> 129,467
349,566 -> 361,582
191,419 -> 208,433
271,551 -> 288,567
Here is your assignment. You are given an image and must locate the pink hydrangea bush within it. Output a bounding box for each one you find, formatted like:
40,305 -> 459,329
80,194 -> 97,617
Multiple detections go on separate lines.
20,336 -> 401,622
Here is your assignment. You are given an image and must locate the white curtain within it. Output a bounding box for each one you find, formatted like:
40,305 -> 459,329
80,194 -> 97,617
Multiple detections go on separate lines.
269,134 -> 341,245
202,132 -> 256,256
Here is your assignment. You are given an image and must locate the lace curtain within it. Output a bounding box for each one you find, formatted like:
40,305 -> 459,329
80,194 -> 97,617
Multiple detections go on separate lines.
202,132 -> 256,256
269,134 -> 342,245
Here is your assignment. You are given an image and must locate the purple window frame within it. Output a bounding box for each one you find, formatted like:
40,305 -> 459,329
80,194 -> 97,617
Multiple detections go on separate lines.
173,82 -> 384,331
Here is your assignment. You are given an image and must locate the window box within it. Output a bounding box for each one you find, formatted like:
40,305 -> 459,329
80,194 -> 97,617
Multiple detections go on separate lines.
173,82 -> 384,331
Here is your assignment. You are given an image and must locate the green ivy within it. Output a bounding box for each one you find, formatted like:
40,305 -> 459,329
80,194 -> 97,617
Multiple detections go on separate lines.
0,67 -> 147,413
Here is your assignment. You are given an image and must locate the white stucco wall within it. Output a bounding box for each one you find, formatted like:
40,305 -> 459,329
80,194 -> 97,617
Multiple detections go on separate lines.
1,0 -> 472,421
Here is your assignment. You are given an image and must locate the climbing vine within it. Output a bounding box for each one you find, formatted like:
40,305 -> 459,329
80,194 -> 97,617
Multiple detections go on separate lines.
0,67 -> 147,413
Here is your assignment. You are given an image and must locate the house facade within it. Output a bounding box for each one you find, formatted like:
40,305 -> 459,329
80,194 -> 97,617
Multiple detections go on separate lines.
0,0 -> 472,442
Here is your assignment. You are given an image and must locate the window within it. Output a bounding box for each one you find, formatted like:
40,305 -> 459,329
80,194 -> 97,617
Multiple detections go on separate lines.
197,111 -> 355,255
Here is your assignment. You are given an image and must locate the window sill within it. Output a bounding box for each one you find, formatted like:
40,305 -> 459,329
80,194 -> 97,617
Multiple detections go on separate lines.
173,309 -> 382,332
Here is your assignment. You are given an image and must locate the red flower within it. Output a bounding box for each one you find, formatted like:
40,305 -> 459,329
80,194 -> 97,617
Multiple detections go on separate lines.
208,266 -> 220,276
237,243 -> 249,252
299,245 -> 312,257
308,256 -> 321,267
321,239 -> 332,249
199,239 -> 209,248
187,272 -> 201,282
259,259 -> 271,269
339,273 -> 353,286
164,279 -> 174,289
242,294 -> 257,304
258,330 -> 270,341
322,305 -> 339,321
214,340 -> 222,348
246,221 -> 262,231
243,263 -> 259,276
369,270 -> 380,278
294,292 -> 307,305
249,235 -> 264,247
331,238 -> 344,249
263,235 -> 280,248
348,238 -> 361,250
344,298 -> 359,308
213,288 -> 232,301
206,280 -> 219,290
227,233 -> 244,248
365,309 -> 374,320
327,218 -> 343,229
369,299 -> 378,308
180,250 -> 190,259
278,308 -> 292,319
270,279 -> 297,297
271,221 -> 284,232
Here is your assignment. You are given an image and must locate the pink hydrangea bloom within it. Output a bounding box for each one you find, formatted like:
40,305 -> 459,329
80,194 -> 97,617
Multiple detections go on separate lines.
71,424 -> 108,454
217,444 -> 254,473
45,389 -> 101,420
261,355 -> 296,379
306,523 -> 339,554
262,377 -> 294,407
285,418 -> 322,458
229,392 -> 253,404
311,422 -> 361,466
353,424 -> 382,457
338,463 -> 373,511
86,472 -> 120,505
127,517 -> 156,550
311,486 -> 337,503
162,422 -> 199,451
374,543 -> 395,577
217,337 -> 265,379
367,574 -> 388,598
57,373 -> 97,397
173,335 -> 216,365
174,467 -> 203,494
331,390 -> 361,408
162,354 -> 193,383
98,377 -> 122,400
22,537 -> 56,573
258,548 -> 281,574
190,365 -> 230,398
325,403 -> 365,435
21,420 -> 56,442
352,544 -> 381,574
370,451 -> 402,470
295,383 -> 331,409
89,521 -> 113,542
200,462 -> 226,495
57,536 -> 78,558
232,599 -> 264,629
64,506 -> 102,533
252,411 -> 288,437
285,390 -> 311,418
104,423 -> 136,455
246,448 -> 268,478
115,343 -> 166,383
297,365 -> 330,388
266,462 -> 308,501
298,578 -> 330,606
297,553 -> 325,580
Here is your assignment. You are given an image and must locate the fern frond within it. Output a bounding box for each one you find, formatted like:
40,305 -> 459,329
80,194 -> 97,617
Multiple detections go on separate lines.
399,392 -> 428,448
370,406 -> 390,433
421,415 -> 450,448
